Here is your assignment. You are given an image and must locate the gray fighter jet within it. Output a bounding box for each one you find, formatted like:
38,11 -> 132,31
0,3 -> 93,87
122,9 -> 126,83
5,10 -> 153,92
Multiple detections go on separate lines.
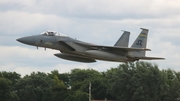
17,28 -> 165,63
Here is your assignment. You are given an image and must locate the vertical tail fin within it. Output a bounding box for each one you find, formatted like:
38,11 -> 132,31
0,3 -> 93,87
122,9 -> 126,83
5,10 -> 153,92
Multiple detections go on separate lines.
130,28 -> 149,57
114,31 -> 130,47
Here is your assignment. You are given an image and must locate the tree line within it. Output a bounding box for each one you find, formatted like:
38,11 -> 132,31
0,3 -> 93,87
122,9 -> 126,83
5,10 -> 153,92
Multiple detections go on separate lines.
0,61 -> 180,101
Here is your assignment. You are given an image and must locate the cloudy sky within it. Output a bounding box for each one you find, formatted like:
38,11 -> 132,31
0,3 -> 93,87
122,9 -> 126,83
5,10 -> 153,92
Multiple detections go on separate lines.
0,0 -> 180,76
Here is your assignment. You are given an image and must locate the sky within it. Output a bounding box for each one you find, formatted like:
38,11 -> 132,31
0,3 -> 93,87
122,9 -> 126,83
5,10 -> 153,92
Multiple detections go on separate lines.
0,0 -> 180,76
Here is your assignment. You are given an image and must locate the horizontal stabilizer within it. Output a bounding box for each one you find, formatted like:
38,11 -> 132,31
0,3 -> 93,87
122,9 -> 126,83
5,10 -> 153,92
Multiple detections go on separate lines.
54,53 -> 96,63
127,55 -> 165,60
136,56 -> 165,60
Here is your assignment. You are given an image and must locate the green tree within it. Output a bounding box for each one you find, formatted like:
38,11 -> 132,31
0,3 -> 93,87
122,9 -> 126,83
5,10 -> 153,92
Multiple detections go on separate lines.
48,70 -> 70,87
70,68 -> 101,90
79,76 -> 109,100
109,62 -> 166,101
52,75 -> 69,101
64,90 -> 89,101
162,69 -> 180,101
1,62 -> 180,101
15,72 -> 53,101
0,71 -> 21,86
0,77 -> 12,101
70,68 -> 111,100
0,71 -> 20,101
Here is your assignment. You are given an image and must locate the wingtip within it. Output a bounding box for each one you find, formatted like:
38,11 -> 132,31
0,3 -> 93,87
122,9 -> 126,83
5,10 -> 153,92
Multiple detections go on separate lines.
144,48 -> 151,51
140,28 -> 149,31
121,30 -> 130,33
154,58 -> 165,60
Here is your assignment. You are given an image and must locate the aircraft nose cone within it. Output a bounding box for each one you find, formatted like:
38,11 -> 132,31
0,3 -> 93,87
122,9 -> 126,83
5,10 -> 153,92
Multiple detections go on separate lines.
17,36 -> 35,45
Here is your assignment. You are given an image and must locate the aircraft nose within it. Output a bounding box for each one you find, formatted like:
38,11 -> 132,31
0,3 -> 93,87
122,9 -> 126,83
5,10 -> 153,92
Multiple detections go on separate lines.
17,36 -> 35,45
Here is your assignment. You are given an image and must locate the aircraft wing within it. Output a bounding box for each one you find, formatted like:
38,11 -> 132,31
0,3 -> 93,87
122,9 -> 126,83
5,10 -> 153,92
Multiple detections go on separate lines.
127,55 -> 165,60
134,56 -> 165,60
91,45 -> 151,51
74,41 -> 151,52
58,41 -> 75,51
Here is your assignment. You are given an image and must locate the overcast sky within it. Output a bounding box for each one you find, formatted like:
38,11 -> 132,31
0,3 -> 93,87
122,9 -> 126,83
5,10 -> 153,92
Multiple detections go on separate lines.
0,0 -> 180,76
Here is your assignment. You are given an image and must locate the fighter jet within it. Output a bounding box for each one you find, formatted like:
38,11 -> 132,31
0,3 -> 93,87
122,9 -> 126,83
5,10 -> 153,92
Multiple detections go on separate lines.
17,28 -> 165,63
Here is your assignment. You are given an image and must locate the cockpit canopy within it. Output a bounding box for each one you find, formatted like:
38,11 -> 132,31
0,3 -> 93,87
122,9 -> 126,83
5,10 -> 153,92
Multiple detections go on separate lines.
41,30 -> 68,36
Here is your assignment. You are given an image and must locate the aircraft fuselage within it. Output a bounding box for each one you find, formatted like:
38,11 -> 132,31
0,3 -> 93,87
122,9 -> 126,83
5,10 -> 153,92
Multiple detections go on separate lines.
17,34 -> 131,62
17,29 -> 164,63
